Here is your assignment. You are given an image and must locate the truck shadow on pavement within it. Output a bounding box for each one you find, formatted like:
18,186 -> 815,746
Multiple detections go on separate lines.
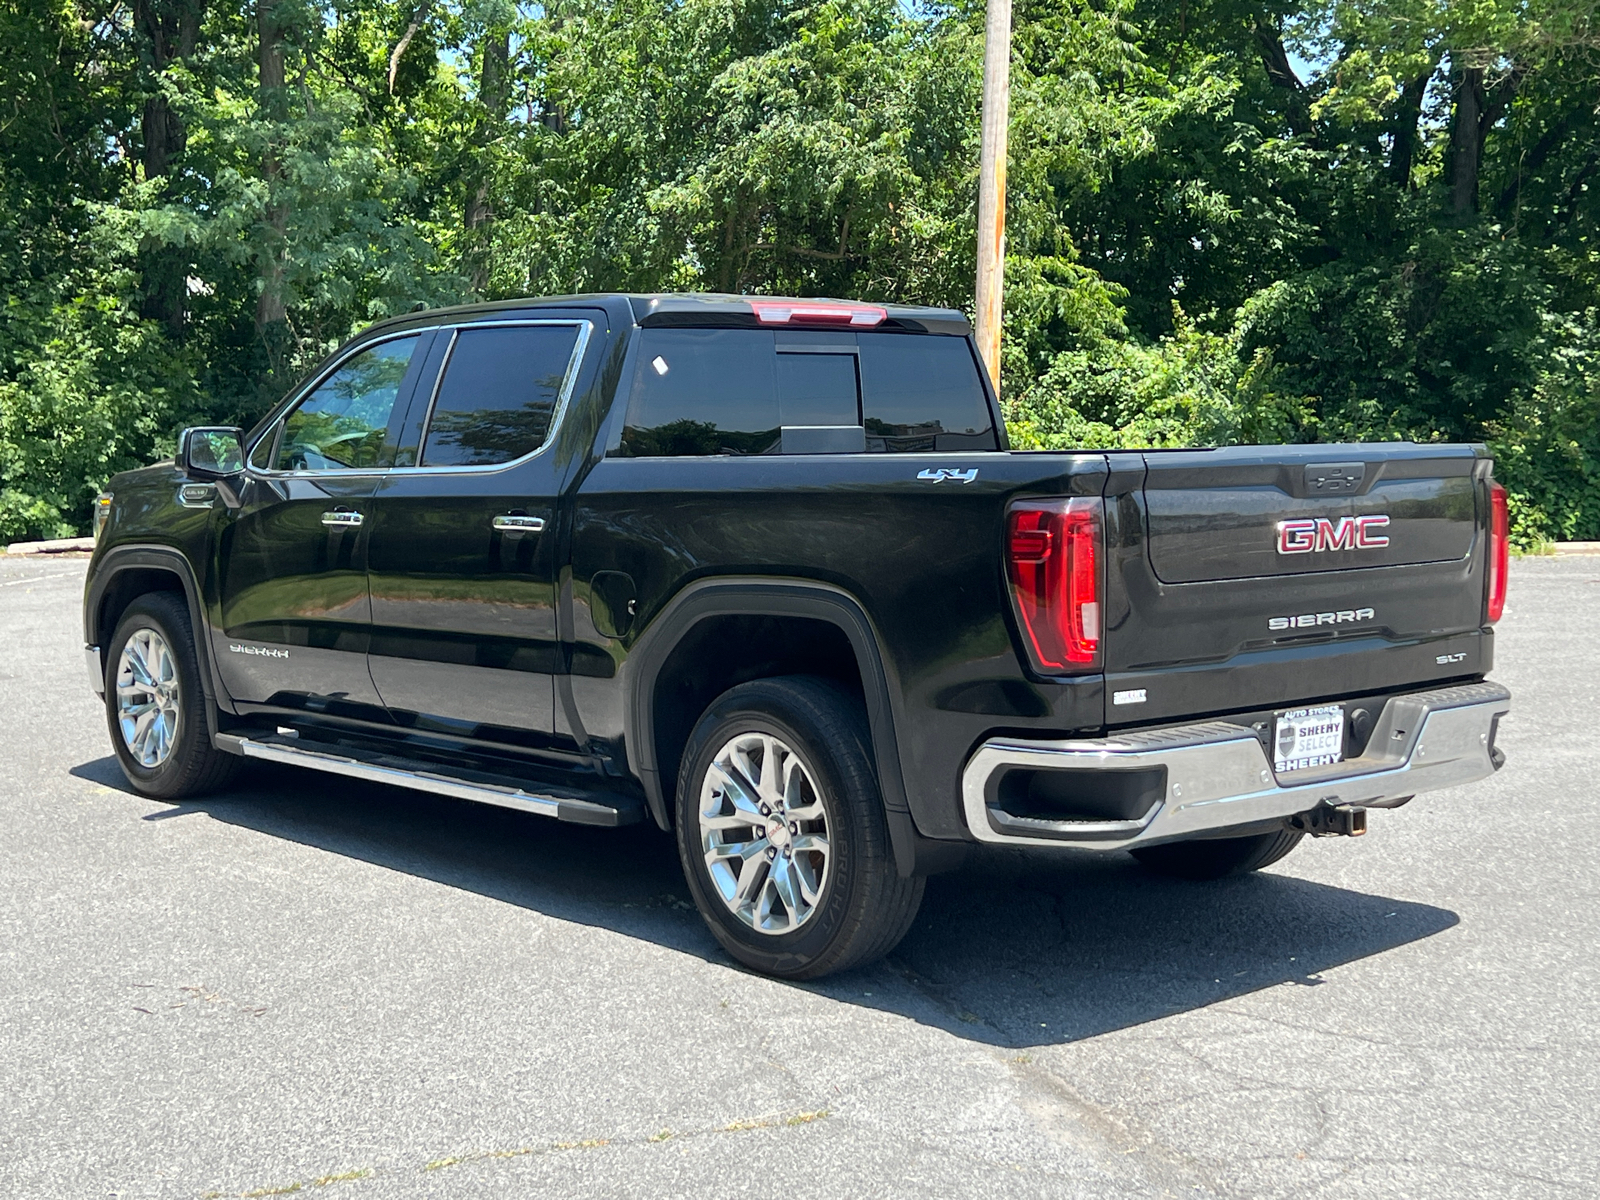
73,755 -> 1460,1050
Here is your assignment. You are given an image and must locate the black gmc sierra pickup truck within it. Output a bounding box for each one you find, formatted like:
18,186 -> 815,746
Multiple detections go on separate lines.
83,292 -> 1512,979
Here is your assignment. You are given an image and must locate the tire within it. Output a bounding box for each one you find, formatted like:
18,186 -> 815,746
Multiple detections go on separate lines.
674,676 -> 925,980
104,592 -> 239,799
1129,829 -> 1305,881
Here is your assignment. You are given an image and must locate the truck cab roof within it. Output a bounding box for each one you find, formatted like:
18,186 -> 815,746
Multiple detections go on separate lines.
359,293 -> 972,339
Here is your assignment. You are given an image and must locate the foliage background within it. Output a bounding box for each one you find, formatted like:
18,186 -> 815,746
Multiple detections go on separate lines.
2,0 -> 1597,545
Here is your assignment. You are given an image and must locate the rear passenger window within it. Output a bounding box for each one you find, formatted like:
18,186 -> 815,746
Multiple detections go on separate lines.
419,324 -> 580,467
858,334 -> 997,452
620,330 -> 780,457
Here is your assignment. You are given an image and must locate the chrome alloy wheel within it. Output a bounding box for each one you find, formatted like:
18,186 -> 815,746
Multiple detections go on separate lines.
116,627 -> 181,768
698,732 -> 832,935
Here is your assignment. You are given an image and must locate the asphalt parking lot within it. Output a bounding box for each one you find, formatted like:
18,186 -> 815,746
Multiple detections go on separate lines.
1,554 -> 1594,1199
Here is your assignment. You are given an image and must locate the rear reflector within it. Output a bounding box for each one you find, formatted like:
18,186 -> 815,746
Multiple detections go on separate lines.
1488,482 -> 1509,622
1006,497 -> 1102,673
749,300 -> 887,327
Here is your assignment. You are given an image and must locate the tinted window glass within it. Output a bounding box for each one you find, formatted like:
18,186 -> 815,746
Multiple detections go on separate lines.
249,426 -> 275,470
277,336 -> 419,470
620,330 -> 779,457
420,324 -> 579,467
858,335 -> 996,452
777,352 -> 859,425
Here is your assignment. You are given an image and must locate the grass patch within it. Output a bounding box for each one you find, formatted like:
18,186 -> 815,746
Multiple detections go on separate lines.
311,1171 -> 373,1186
424,1140 -> 605,1174
724,1107 -> 832,1133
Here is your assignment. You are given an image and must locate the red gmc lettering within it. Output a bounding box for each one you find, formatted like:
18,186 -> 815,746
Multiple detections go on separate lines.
1354,514 -> 1390,547
1314,516 -> 1359,551
1276,514 -> 1390,554
1278,519 -> 1317,554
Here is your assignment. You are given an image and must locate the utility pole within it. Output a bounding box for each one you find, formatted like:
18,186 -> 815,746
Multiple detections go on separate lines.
974,0 -> 1012,396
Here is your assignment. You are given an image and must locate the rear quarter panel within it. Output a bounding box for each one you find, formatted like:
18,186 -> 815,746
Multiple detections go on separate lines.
569,451 -> 1108,839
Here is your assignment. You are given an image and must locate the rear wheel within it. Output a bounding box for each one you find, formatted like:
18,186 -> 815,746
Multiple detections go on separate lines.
675,676 -> 924,980
1129,829 -> 1304,881
105,593 -> 238,799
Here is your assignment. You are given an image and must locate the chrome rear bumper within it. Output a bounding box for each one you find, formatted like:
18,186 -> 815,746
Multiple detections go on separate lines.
962,681 -> 1510,850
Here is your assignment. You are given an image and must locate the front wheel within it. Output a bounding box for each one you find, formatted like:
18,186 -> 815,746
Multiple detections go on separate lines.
1129,828 -> 1304,880
104,592 -> 238,799
675,677 -> 924,980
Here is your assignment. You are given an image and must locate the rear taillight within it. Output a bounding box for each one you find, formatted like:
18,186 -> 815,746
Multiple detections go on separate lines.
1006,497 -> 1102,673
1487,482 -> 1509,622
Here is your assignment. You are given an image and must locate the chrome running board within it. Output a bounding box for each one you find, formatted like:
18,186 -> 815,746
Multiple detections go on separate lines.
213,733 -> 645,827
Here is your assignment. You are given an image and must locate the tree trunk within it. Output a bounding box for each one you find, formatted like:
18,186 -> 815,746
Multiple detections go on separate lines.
1448,63 -> 1523,218
463,27 -> 510,293
256,0 -> 289,339
1389,71 -> 1431,188
1252,17 -> 1311,139
1448,66 -> 1486,216
134,0 -> 204,338
539,3 -> 569,134
388,1 -> 433,95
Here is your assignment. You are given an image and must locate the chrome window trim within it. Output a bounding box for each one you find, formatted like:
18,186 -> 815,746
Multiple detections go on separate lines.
242,319 -> 593,480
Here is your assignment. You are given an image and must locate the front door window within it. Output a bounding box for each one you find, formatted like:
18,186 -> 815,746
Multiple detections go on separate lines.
277,337 -> 419,471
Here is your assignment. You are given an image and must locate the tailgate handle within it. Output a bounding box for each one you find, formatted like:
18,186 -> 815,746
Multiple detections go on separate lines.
320,509 -> 364,528
1305,462 -> 1365,495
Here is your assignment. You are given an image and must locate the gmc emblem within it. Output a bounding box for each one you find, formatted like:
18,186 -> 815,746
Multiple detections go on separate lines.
1277,515 -> 1390,555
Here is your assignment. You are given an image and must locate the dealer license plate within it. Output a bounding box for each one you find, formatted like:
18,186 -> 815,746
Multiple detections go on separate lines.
1274,704 -> 1345,774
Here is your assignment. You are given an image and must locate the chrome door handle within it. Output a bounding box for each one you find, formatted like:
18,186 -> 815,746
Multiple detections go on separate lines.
492,515 -> 545,533
320,510 -> 364,527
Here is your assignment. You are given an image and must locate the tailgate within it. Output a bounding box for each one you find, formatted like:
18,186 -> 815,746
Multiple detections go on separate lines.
1101,443 -> 1493,726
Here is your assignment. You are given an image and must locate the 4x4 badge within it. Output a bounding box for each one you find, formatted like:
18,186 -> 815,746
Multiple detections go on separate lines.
917,468 -> 978,484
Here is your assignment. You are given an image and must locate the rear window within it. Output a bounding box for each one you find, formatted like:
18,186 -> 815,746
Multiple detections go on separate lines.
617,328 -> 994,457
419,324 -> 580,467
857,334 -> 997,452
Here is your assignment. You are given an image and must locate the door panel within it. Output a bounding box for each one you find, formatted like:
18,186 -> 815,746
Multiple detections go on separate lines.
365,474 -> 560,739
211,331 -> 429,716
364,319 -> 589,744
213,473 -> 383,711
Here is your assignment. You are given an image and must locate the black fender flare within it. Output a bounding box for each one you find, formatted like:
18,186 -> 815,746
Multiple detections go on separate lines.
86,544 -> 231,739
622,577 -> 960,878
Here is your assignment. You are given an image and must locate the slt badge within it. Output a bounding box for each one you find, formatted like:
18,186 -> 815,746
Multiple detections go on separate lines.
917,468 -> 979,484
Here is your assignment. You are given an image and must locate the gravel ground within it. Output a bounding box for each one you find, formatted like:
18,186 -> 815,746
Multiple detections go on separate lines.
0,554 -> 1593,1199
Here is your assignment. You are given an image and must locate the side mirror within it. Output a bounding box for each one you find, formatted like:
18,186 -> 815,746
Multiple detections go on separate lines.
179,427 -> 246,480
